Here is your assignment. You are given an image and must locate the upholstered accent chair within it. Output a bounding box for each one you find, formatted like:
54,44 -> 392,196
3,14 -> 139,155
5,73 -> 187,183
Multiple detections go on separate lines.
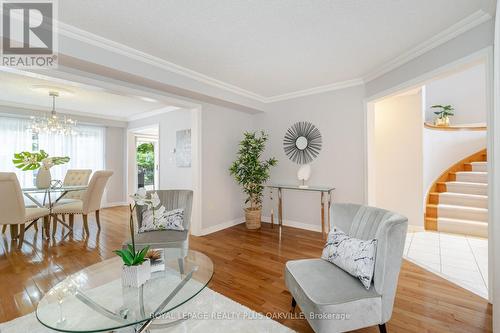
124,190 -> 193,262
0,173 -> 50,245
285,203 -> 408,333
52,171 -> 113,235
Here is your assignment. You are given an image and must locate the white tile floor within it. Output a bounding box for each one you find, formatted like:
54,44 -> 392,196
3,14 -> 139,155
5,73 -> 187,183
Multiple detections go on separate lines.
404,231 -> 488,299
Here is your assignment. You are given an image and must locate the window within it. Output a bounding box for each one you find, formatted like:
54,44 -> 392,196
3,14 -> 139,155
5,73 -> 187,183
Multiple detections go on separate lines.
0,115 -> 105,187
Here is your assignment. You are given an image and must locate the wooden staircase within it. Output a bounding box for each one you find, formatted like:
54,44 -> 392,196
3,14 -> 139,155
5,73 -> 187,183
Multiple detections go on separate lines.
425,149 -> 488,237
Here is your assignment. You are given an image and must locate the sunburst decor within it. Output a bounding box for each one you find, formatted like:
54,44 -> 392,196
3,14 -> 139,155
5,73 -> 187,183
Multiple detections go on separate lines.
283,121 -> 322,164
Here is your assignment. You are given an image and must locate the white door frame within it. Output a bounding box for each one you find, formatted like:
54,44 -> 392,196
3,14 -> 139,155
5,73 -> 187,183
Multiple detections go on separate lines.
363,47 -> 494,303
492,7 -> 500,329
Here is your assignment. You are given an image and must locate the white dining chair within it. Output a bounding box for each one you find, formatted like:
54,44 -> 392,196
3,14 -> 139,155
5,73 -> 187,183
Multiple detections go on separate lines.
53,169 -> 92,225
52,171 -> 113,235
62,169 -> 92,201
0,173 -> 50,245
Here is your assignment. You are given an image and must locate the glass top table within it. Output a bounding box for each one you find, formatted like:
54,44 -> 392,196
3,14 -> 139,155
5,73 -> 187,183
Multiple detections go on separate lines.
36,249 -> 214,333
22,185 -> 88,195
22,185 -> 89,238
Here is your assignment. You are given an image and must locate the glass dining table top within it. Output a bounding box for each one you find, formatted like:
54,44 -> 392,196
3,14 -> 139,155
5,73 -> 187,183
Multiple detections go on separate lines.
22,185 -> 88,194
36,249 -> 214,332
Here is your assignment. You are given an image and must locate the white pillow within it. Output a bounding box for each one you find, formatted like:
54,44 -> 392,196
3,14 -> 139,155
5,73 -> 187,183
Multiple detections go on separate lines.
139,207 -> 185,232
321,229 -> 377,289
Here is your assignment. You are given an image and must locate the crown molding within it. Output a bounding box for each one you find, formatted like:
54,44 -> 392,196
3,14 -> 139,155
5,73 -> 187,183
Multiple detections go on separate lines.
265,78 -> 365,102
56,9 -> 491,104
58,22 -> 268,103
363,10 -> 492,83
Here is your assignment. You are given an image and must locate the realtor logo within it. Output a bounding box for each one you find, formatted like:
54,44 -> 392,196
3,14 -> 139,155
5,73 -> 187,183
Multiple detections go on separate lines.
1,0 -> 58,67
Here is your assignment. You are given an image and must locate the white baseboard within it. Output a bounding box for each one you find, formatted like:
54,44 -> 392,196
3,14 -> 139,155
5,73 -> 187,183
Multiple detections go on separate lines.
261,216 -> 322,232
197,215 -> 322,236
198,218 -> 244,236
102,201 -> 128,208
407,225 -> 426,233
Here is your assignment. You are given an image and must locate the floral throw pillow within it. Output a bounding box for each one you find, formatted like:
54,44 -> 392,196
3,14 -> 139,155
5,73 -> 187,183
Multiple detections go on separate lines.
139,207 -> 185,232
321,229 -> 377,290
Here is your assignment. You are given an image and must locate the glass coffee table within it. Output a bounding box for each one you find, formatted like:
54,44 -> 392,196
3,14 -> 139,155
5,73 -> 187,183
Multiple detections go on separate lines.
36,250 -> 213,332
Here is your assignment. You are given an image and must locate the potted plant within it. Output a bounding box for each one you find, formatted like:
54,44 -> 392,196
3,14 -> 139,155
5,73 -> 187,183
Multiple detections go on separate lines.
12,150 -> 70,189
230,131 -> 277,230
431,104 -> 454,127
114,191 -> 152,288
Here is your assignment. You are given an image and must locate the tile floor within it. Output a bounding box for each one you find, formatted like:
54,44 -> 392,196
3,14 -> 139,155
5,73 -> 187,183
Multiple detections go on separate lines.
404,231 -> 488,299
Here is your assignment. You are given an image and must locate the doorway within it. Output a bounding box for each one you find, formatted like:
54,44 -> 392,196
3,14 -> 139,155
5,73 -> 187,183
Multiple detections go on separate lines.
366,61 -> 489,299
127,124 -> 160,194
136,137 -> 159,190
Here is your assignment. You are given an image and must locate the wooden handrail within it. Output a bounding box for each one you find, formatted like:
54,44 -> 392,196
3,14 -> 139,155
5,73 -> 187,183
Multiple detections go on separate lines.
424,122 -> 486,131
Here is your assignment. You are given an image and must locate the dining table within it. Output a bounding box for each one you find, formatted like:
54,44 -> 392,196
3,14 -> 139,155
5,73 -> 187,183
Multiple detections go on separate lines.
21,185 -> 88,238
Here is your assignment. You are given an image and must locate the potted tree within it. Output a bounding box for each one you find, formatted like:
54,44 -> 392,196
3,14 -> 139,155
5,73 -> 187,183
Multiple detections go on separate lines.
230,131 -> 277,230
431,104 -> 454,126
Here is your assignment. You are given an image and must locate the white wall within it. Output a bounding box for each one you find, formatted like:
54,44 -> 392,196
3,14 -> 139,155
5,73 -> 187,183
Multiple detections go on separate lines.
365,20 -> 494,100
255,85 -> 366,231
371,92 -> 424,227
492,0 -> 500,322
423,128 -> 487,196
200,103 -> 255,233
104,126 -> 127,205
127,104 -> 255,235
425,64 -> 487,124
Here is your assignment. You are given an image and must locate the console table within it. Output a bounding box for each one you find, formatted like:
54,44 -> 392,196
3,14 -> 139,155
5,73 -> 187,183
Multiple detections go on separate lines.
266,185 -> 335,238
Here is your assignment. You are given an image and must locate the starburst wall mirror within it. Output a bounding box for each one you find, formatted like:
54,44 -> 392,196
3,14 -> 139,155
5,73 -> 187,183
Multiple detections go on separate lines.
283,121 -> 322,187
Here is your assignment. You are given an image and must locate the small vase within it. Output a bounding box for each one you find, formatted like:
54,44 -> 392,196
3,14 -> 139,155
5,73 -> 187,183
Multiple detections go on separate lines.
435,116 -> 450,127
36,168 -> 52,189
121,259 -> 151,288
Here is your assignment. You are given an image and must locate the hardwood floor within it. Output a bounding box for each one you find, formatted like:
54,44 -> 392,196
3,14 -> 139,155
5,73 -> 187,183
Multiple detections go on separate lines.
0,206 -> 492,332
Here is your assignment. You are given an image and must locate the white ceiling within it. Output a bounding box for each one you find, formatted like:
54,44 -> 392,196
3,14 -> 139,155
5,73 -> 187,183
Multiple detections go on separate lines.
57,0 -> 492,98
0,71 -> 174,121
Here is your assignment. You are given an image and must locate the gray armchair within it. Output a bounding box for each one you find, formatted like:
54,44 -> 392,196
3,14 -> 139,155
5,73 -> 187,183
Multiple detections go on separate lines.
125,190 -> 193,258
285,203 -> 408,333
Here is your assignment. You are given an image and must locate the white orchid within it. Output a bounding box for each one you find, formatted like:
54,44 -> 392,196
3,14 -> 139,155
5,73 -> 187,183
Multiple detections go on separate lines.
130,187 -> 149,205
131,189 -> 163,223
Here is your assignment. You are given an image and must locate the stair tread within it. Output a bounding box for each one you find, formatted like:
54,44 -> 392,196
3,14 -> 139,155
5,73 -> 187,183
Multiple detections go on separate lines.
470,161 -> 487,165
443,181 -> 488,187
434,192 -> 488,199
437,204 -> 488,212
453,171 -> 487,175
438,217 -> 487,223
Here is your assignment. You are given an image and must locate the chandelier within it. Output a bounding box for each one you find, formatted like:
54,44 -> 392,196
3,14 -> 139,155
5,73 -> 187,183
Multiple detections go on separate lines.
29,91 -> 77,135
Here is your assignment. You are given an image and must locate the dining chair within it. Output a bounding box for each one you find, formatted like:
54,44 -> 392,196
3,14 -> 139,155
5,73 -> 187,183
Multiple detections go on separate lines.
62,169 -> 92,200
51,170 -> 113,235
0,173 -> 50,246
53,169 -> 92,224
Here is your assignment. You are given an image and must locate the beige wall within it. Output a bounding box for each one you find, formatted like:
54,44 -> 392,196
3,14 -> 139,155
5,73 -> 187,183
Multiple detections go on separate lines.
200,103 -> 255,233
256,85 -> 366,231
371,92 -> 423,226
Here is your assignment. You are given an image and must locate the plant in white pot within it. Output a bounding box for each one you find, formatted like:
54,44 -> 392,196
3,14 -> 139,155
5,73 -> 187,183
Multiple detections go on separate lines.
114,190 -> 153,288
12,150 -> 70,189
230,131 -> 277,230
431,104 -> 454,127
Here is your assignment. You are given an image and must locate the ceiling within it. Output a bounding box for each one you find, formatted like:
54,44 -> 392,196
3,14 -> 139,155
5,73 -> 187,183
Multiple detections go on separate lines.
57,0 -> 493,98
0,71 -> 174,121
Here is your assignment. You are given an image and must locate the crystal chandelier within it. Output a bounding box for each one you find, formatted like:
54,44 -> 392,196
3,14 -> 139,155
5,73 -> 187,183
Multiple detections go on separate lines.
29,91 -> 76,135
